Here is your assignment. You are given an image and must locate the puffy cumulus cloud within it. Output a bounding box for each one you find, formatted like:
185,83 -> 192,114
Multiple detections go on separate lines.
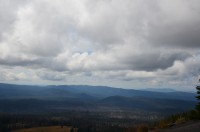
0,66 -> 38,81
0,0 -> 200,90
157,54 -> 200,78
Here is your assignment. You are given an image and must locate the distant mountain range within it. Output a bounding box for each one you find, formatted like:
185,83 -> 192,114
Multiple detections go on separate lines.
141,88 -> 178,93
0,83 -> 197,114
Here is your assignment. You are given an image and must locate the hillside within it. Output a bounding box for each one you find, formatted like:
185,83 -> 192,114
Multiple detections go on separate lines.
156,121 -> 200,132
0,83 -> 197,114
0,83 -> 196,100
0,83 -> 198,132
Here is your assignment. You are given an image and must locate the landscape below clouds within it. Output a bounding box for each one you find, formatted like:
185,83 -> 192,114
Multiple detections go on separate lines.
0,83 -> 196,114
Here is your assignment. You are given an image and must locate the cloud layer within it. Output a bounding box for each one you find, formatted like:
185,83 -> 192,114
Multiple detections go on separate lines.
0,0 -> 200,90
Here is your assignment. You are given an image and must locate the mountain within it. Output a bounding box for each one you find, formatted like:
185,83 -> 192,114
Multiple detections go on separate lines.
141,88 -> 178,93
0,83 -> 197,114
0,83 -> 196,100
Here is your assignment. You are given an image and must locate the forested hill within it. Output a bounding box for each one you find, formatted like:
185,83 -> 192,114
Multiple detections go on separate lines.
0,83 -> 197,114
0,83 -> 196,100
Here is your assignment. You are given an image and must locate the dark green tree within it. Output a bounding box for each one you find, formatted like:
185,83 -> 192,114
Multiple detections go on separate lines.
196,85 -> 200,112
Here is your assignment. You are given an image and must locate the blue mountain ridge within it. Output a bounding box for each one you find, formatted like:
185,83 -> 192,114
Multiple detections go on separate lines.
0,83 -> 197,113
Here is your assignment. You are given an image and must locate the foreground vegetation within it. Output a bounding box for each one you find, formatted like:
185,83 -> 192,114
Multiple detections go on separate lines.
13,126 -> 73,132
152,85 -> 200,131
0,107 -> 199,132
154,110 -> 200,129
0,110 -> 160,132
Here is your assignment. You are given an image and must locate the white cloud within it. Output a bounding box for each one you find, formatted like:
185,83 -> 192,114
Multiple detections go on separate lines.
0,0 -> 200,91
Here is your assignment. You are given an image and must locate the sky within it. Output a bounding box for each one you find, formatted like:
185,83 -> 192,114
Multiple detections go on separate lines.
0,0 -> 200,91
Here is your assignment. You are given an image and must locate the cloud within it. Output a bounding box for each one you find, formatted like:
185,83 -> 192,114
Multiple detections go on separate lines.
0,0 -> 200,90
146,0 -> 200,49
0,0 -> 27,40
158,54 -> 200,78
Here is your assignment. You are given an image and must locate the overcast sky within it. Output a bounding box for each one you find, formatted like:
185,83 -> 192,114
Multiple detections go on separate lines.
0,0 -> 200,91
